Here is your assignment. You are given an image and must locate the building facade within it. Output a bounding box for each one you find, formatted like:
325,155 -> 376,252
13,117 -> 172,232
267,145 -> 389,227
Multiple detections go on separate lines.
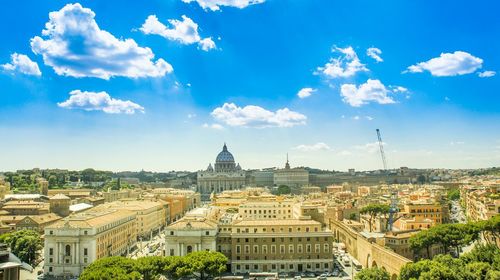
43,209 -> 137,278
197,144 -> 246,200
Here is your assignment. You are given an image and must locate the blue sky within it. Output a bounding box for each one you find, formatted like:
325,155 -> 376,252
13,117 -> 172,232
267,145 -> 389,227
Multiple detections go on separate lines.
0,0 -> 499,172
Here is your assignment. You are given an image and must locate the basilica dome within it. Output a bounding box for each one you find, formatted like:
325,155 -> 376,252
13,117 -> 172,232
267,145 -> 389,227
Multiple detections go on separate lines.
216,143 -> 235,163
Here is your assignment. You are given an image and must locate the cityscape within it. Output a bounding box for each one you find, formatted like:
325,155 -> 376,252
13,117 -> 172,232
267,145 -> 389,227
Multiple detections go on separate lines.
0,1 -> 499,280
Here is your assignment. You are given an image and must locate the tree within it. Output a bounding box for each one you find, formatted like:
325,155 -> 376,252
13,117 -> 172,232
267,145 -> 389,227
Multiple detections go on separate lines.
355,267 -> 390,280
447,189 -> 460,201
409,229 -> 436,259
179,251 -> 228,280
277,185 -> 291,195
79,256 -> 142,280
399,243 -> 500,280
476,215 -> 500,245
431,224 -> 479,255
360,204 -> 390,232
0,230 -> 42,265
349,213 -> 358,221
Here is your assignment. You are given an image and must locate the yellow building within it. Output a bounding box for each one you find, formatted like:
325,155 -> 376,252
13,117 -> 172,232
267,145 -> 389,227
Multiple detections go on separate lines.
92,200 -> 168,239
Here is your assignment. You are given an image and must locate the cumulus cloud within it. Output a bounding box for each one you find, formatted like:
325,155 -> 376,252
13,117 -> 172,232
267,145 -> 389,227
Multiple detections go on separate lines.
1,53 -> 41,76
58,90 -> 144,114
340,79 -> 395,107
293,142 -> 331,152
404,51 -> 483,77
203,123 -> 224,130
31,3 -> 172,80
366,47 -> 383,62
477,70 -> 496,78
211,103 -> 307,128
316,46 -> 368,79
297,87 -> 316,99
139,15 -> 216,51
182,0 -> 265,11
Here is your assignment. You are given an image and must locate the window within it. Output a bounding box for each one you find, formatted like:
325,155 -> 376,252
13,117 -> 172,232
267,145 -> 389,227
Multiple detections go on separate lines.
170,249 -> 174,256
49,258 -> 53,263
206,231 -> 209,236
271,245 -> 276,253
236,245 -> 241,254
280,245 -> 285,254
49,267 -> 52,272
244,245 -> 250,254
289,245 -> 294,253
315,244 -> 320,253
49,248 -> 53,255
65,245 -> 71,256
84,248 -> 88,256
170,231 -> 174,235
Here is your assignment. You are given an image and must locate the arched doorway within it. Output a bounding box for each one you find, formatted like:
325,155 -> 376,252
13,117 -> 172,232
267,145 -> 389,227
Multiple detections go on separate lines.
187,245 -> 193,254
391,274 -> 398,280
366,254 -> 372,268
371,261 -> 377,268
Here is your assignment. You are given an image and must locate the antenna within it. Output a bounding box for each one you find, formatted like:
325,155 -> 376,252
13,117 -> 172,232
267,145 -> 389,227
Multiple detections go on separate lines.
376,129 -> 388,170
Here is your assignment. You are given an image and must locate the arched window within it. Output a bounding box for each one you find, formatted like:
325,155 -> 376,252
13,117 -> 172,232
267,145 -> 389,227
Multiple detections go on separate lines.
65,245 -> 71,256
187,245 -> 193,254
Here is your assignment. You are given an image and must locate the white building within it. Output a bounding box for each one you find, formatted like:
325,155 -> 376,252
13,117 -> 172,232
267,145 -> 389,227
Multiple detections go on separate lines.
43,209 -> 136,278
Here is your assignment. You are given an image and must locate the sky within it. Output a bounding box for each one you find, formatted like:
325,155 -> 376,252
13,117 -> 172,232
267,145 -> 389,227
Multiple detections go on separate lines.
0,0 -> 499,172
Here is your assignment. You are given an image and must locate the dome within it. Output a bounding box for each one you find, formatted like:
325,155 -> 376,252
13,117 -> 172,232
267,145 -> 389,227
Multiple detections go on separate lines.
215,143 -> 235,163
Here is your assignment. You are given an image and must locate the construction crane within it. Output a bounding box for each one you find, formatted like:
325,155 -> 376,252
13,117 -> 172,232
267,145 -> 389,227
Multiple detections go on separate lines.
376,129 -> 387,171
387,190 -> 399,231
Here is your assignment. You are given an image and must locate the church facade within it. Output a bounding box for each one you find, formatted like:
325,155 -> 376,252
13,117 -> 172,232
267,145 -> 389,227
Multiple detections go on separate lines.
197,144 -> 247,200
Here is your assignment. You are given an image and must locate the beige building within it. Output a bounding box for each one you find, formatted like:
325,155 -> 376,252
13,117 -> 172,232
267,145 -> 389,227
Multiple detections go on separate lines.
165,207 -> 219,256
0,178 -> 11,200
273,158 -> 309,192
44,209 -> 137,278
197,144 -> 247,201
16,213 -> 62,233
2,200 -> 50,216
93,199 -> 168,239
226,219 -> 333,273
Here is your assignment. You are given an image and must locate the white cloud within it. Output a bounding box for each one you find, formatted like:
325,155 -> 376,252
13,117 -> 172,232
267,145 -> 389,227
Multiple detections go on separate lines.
366,47 -> 383,62
352,115 -> 360,120
366,116 -> 374,121
405,51 -> 483,77
450,141 -> 465,146
477,70 -> 496,78
1,53 -> 41,76
211,103 -> 307,128
31,3 -> 172,80
355,142 -> 385,154
203,123 -> 224,130
297,87 -> 316,99
187,113 -> 197,119
392,86 -> 408,93
182,0 -> 265,11
337,150 -> 352,156
316,46 -> 368,79
293,142 -> 331,152
340,79 -> 395,107
58,90 -> 144,114
139,15 -> 216,51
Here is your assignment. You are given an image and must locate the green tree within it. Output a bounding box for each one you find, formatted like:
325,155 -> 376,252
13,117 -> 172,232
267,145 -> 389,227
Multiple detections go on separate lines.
355,267 -> 390,280
447,189 -> 460,201
277,185 -> 291,195
409,229 -> 436,259
79,256 -> 142,280
179,251 -> 228,280
476,215 -> 500,245
0,230 -> 42,265
349,213 -> 358,221
360,204 -> 390,232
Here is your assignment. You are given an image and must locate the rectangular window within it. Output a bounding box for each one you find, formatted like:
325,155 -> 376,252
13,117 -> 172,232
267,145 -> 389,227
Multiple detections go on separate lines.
49,248 -> 53,255
280,245 -> 285,254
289,244 -> 294,254
236,245 -> 241,254
262,245 -> 267,254
315,244 -> 320,253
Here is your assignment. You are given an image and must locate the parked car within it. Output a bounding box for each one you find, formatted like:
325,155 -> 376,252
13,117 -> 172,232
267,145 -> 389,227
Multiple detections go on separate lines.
294,276 -> 301,280
316,276 -> 327,280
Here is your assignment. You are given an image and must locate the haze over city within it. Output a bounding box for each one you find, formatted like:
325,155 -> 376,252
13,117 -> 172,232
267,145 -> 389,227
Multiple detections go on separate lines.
1,0 -> 499,172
